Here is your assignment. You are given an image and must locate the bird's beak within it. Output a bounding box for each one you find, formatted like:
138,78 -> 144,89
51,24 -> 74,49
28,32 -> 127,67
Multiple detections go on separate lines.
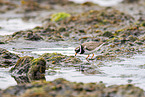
75,53 -> 77,56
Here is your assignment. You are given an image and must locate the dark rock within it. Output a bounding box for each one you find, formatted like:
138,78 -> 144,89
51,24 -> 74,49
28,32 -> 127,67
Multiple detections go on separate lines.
47,0 -> 73,5
12,30 -> 43,41
20,0 -> 51,12
25,32 -> 43,41
10,56 -> 34,75
102,31 -> 114,38
2,51 -> 16,59
41,53 -> 82,67
0,48 -> 19,67
1,78 -> 144,97
13,75 -> 31,84
141,22 -> 145,27
0,0 -> 17,13
12,31 -> 23,38
95,55 -> 116,61
0,48 -> 7,55
122,0 -> 139,3
104,84 -> 144,97
127,35 -> 138,42
63,32 -> 70,37
79,29 -> 86,33
135,40 -> 143,45
0,40 -> 5,44
82,2 -> 97,6
58,27 -> 66,32
3,84 -> 26,96
28,58 -> 46,81
10,56 -> 46,83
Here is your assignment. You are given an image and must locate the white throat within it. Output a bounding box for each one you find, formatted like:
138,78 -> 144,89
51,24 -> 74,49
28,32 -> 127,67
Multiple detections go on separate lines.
79,45 -> 82,54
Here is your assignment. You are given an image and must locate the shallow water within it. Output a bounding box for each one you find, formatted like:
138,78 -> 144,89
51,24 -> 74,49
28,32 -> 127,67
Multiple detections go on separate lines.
0,67 -> 17,89
1,47 -> 145,90
0,18 -> 41,35
70,0 -> 123,6
33,48 -> 145,90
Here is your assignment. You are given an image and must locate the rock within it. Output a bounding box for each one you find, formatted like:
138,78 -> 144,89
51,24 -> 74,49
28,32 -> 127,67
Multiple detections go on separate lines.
138,64 -> 145,69
0,48 -> 19,67
2,84 -> 26,96
12,31 -> 23,38
10,56 -> 34,75
0,78 -> 144,97
25,31 -> 43,41
13,75 -> 31,84
82,2 -> 97,6
95,55 -> 116,61
104,84 -> 144,97
10,56 -> 46,83
0,40 -> 5,44
51,12 -> 71,22
28,58 -> 46,81
134,40 -> 143,45
102,31 -> 114,38
127,35 -> 138,42
0,0 -> 17,12
0,48 -> 7,54
141,22 -> 145,27
47,0 -> 73,5
58,27 -> 66,32
47,36 -> 64,41
11,30 -> 43,41
41,53 -> 82,67
122,0 -> 139,3
20,0 -> 50,12
139,34 -> 145,41
63,32 -> 70,37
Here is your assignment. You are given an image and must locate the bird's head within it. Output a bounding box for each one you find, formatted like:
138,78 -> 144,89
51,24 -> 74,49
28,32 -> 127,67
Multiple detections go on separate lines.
75,45 -> 84,56
75,47 -> 80,56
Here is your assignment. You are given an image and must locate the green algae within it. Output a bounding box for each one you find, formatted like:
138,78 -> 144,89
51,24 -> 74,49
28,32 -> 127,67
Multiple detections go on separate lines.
141,22 -> 145,27
22,87 -> 47,97
10,56 -> 34,73
51,12 -> 71,22
41,52 -> 81,65
27,57 -> 46,80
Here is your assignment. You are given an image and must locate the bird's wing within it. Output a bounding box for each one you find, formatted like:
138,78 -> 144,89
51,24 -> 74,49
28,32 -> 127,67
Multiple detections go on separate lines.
82,42 -> 102,51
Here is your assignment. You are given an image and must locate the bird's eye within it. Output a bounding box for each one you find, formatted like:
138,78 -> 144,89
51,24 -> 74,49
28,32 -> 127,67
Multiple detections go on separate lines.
75,48 -> 80,53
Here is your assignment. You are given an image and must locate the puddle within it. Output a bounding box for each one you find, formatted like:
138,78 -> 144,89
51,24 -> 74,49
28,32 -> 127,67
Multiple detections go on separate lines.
0,18 -> 41,35
31,48 -> 75,56
70,0 -> 123,6
0,68 -> 17,89
102,54 -> 145,90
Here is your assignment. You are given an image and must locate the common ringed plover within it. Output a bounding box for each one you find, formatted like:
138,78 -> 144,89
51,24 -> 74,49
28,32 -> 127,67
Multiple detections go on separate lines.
75,41 -> 105,59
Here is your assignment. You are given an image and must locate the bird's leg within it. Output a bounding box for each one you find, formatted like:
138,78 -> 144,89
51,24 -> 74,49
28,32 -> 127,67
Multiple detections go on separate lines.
91,53 -> 94,59
86,54 -> 90,59
86,59 -> 89,62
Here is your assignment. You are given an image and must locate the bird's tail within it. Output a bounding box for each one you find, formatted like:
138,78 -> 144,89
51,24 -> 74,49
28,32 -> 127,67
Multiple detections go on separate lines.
96,42 -> 107,51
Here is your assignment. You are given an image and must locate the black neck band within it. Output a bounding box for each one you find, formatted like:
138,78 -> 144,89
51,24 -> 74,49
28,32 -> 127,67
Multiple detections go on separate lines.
80,45 -> 85,54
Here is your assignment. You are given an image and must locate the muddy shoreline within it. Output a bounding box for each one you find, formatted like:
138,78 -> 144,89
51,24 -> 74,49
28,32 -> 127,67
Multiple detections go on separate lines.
0,0 -> 145,96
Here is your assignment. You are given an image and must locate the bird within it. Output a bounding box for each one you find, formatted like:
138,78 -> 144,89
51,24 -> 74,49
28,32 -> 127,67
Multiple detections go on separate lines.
75,41 -> 105,59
